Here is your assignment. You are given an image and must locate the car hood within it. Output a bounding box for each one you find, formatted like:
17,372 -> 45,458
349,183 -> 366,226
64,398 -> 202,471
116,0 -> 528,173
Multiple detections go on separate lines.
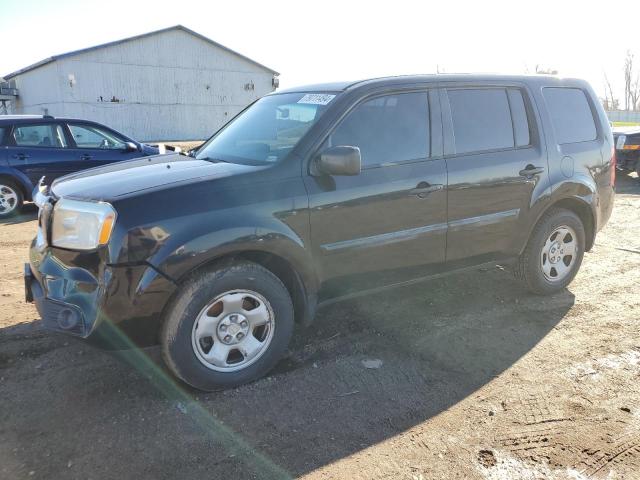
51,154 -> 262,201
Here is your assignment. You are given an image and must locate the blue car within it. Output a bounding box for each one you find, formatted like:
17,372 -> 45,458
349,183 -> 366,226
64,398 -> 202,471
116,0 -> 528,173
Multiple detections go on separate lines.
0,115 -> 159,217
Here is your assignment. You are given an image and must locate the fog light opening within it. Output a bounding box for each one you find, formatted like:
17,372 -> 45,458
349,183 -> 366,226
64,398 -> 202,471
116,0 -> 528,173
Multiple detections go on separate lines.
57,308 -> 79,330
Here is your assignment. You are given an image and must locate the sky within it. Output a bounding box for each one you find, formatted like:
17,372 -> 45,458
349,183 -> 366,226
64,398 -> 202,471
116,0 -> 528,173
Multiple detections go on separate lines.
1,0 -> 639,102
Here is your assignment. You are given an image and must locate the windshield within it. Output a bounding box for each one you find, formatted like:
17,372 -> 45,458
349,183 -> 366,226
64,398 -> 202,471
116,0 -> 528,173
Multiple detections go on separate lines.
195,92 -> 336,165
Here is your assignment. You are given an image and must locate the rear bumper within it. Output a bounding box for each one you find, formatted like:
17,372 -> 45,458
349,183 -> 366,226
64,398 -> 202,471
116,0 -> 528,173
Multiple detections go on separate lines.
25,241 -> 177,349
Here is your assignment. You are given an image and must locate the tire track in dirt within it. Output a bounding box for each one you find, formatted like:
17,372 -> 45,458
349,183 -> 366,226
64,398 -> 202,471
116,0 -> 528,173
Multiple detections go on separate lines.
574,432 -> 640,479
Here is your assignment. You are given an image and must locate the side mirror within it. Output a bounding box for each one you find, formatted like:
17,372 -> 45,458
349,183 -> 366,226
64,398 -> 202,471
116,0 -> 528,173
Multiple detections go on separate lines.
124,141 -> 139,152
314,145 -> 361,176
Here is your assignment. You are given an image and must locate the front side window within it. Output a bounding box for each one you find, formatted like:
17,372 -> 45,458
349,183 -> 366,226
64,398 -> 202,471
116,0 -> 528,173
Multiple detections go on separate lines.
13,124 -> 67,148
326,92 -> 430,168
196,92 -> 335,166
542,87 -> 597,144
69,124 -> 126,149
448,88 -> 514,154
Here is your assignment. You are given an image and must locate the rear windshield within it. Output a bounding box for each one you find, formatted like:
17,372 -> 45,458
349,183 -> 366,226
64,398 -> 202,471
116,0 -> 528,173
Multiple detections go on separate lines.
196,92 -> 336,166
543,87 -> 597,144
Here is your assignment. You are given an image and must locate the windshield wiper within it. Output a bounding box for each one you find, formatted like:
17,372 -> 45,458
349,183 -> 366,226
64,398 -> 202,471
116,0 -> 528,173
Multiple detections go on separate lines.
197,156 -> 229,163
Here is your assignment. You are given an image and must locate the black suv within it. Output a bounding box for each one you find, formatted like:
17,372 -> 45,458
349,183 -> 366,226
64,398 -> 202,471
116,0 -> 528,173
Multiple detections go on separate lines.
0,115 -> 159,217
25,75 -> 615,390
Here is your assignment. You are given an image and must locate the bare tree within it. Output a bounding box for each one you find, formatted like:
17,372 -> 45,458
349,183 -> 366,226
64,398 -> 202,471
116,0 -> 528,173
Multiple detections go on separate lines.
632,76 -> 640,110
535,65 -> 558,75
622,50 -> 640,110
603,73 -> 619,111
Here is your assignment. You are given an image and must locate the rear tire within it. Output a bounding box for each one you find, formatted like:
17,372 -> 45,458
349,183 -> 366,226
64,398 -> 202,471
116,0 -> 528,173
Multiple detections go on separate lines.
514,208 -> 585,295
0,180 -> 23,218
161,261 -> 294,391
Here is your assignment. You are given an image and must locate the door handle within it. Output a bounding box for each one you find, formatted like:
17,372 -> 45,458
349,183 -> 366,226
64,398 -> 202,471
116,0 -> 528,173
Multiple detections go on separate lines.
410,182 -> 444,198
12,153 -> 30,160
519,165 -> 545,178
80,154 -> 92,161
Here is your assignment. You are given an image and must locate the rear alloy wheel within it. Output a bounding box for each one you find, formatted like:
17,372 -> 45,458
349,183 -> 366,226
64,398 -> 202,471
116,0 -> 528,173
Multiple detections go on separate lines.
161,261 -> 294,391
0,182 -> 23,218
514,208 -> 585,295
540,226 -> 578,283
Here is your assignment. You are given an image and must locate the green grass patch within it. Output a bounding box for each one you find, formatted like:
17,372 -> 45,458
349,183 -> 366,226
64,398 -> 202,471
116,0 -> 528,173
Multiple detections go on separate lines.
612,121 -> 640,127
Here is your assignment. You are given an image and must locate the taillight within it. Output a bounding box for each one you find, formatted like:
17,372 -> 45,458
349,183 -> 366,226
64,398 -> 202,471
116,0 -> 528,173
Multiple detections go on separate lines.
610,146 -> 616,186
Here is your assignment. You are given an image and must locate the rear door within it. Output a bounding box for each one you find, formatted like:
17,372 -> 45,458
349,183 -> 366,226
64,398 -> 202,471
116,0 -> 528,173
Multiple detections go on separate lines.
304,89 -> 448,298
65,123 -> 141,170
441,85 -> 550,265
7,122 -> 73,185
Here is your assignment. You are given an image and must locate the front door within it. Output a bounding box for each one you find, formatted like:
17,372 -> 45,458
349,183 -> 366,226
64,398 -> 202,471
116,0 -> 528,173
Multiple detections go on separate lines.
7,122 -> 73,185
441,86 -> 551,265
304,90 -> 447,300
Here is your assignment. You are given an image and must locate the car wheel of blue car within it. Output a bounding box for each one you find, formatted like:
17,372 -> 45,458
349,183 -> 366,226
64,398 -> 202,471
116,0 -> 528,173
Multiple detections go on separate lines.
0,181 -> 23,218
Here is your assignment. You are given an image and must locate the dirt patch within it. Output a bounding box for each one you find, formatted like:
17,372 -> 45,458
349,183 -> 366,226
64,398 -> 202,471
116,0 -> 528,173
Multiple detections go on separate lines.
0,174 -> 639,479
478,450 -> 497,468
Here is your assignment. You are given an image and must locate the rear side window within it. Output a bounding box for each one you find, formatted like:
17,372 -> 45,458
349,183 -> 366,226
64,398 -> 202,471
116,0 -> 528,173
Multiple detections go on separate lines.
448,88 -> 514,154
328,91 -> 430,167
543,87 -> 597,144
13,124 -> 68,148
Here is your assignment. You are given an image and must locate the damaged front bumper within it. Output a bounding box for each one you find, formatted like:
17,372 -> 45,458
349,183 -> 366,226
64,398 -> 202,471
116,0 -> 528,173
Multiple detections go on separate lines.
25,240 -> 176,349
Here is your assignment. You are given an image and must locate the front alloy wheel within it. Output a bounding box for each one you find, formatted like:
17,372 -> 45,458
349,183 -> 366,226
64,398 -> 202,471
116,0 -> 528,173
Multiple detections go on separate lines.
191,290 -> 275,372
162,261 -> 294,391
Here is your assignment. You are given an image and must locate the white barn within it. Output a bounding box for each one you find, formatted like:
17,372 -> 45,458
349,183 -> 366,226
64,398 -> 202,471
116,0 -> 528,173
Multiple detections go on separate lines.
4,25 -> 279,141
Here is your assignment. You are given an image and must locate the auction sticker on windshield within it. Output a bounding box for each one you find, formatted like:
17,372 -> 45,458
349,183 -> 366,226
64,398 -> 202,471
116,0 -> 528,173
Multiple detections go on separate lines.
298,94 -> 336,105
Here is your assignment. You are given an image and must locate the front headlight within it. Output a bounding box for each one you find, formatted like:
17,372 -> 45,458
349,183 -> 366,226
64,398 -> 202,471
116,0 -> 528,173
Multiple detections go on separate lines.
51,198 -> 116,250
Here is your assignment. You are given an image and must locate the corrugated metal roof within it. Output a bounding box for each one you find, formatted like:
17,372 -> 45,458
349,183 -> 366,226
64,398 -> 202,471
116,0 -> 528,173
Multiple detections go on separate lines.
4,25 -> 279,79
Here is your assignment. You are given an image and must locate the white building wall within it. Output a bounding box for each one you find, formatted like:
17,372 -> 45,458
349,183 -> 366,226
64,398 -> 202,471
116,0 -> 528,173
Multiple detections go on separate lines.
11,62 -> 64,117
11,28 -> 275,141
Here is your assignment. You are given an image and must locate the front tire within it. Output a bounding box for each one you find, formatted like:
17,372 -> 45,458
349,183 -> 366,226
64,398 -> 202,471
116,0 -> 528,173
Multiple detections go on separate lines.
0,180 -> 23,218
161,261 -> 294,391
514,208 -> 585,295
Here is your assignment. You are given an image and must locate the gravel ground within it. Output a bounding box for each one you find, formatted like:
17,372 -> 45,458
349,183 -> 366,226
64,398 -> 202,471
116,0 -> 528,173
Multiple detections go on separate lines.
0,174 -> 639,480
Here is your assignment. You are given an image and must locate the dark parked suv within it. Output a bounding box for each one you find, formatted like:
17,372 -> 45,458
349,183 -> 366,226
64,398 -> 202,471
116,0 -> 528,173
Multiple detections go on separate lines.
612,126 -> 640,176
25,75 -> 615,390
0,115 -> 159,217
